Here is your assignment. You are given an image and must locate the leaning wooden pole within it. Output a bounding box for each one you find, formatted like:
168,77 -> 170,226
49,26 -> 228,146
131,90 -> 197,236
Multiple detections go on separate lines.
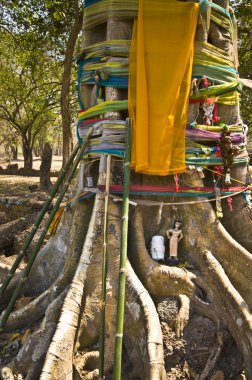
99,154 -> 111,379
0,143 -> 80,297
113,118 -> 131,380
0,127 -> 93,331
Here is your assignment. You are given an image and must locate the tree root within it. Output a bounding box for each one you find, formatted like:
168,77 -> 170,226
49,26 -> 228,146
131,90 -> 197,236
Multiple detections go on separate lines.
84,369 -> 99,380
174,295 -> 190,338
75,198 -> 121,375
0,207 -> 75,306
129,208 -> 196,298
125,260 -> 166,379
181,172 -> 252,310
197,332 -> 224,380
0,289 -> 50,331
40,194 -> 104,380
73,352 -> 99,380
81,351 -> 99,371
0,214 -> 37,251
0,263 -> 17,284
0,199 -> 93,331
10,290 -> 67,380
40,195 -> 168,380
0,194 -> 93,304
128,195 -> 252,376
196,250 -> 252,380
191,296 -> 220,326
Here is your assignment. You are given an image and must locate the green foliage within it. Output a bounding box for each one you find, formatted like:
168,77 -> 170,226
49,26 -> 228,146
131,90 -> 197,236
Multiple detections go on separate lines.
0,0 -> 82,164
0,28 -> 62,159
0,0 -> 82,59
232,0 -> 252,127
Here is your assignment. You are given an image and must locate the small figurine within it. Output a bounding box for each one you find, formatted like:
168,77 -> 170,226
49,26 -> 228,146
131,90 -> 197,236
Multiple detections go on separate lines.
93,71 -> 101,84
196,166 -> 205,179
90,71 -> 104,107
190,78 -> 199,96
220,126 -> 240,186
166,221 -> 183,265
214,183 -> 223,219
197,75 -> 212,89
202,102 -> 215,126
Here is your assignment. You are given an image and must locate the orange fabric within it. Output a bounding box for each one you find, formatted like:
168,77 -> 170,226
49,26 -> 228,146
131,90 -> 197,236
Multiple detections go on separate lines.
129,0 -> 199,175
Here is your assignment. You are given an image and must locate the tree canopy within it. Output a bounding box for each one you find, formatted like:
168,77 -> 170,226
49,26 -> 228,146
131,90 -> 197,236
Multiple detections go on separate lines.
0,28 -> 62,168
233,0 -> 252,126
0,0 -> 83,167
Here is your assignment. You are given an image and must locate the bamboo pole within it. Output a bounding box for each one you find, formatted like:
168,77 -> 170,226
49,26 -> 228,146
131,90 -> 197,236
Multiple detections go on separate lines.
113,118 -> 131,380
99,154 -> 111,380
0,127 -> 93,331
0,143 -> 80,297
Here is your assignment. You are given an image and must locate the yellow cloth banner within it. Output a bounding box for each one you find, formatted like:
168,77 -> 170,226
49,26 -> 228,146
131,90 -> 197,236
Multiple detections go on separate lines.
129,0 -> 199,175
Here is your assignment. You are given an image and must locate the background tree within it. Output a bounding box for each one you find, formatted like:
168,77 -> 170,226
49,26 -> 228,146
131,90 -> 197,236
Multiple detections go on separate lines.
0,0 -> 83,165
39,142 -> 52,191
0,121 -> 20,163
0,29 -> 61,169
233,0 -> 252,127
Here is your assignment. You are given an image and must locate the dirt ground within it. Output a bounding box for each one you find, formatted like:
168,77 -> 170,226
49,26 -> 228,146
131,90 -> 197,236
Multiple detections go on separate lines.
0,153 -> 63,171
0,152 -> 62,196
0,154 -> 62,196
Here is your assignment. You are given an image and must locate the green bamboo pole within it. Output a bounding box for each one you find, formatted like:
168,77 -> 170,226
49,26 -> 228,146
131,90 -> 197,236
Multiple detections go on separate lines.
99,154 -> 111,380
113,118 -> 131,380
0,143 -> 80,297
0,127 -> 93,331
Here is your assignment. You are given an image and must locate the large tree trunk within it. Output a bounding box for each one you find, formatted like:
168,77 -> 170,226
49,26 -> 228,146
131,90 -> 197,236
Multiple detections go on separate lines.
61,0 -> 83,165
22,138 -> 33,170
39,143 -> 52,192
1,1 -> 252,379
11,146 -> 18,161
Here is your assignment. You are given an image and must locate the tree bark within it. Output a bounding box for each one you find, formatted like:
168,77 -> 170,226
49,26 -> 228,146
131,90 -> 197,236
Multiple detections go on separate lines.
61,1 -> 83,165
0,215 -> 36,251
11,146 -> 18,161
22,138 -> 33,170
39,143 -> 52,192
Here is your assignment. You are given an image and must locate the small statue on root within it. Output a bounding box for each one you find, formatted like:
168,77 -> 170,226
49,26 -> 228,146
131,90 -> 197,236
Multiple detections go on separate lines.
166,220 -> 183,265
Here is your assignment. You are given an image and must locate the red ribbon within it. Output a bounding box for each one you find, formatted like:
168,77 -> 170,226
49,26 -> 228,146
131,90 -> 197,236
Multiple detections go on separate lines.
174,174 -> 179,191
227,196 -> 233,212
189,98 -> 216,104
214,165 -> 222,176
213,103 -> 220,124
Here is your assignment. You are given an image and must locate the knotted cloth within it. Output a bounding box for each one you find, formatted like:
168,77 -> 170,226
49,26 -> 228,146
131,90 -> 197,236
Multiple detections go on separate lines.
129,0 -> 199,175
